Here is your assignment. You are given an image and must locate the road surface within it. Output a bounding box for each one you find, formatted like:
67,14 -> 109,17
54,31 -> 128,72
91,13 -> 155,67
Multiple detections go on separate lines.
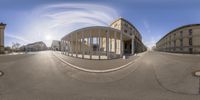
0,51 -> 200,100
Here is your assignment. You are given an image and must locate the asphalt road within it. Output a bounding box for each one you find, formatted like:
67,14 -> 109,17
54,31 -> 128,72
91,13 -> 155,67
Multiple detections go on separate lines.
0,51 -> 200,100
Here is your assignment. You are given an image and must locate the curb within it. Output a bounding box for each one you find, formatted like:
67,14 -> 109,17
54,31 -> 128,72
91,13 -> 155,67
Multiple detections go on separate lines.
53,52 -> 145,73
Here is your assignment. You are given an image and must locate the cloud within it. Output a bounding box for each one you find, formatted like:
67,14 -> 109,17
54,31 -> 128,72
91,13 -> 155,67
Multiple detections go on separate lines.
5,33 -> 31,43
22,3 -> 119,46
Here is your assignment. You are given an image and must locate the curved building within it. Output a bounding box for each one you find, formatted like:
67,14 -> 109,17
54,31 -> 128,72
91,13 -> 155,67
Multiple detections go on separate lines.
61,18 -> 146,59
156,24 -> 200,54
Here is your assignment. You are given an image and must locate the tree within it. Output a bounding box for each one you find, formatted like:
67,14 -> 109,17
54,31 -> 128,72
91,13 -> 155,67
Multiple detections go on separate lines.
12,42 -> 21,52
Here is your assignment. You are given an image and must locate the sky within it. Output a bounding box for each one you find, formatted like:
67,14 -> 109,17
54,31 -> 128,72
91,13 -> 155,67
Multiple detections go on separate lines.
0,0 -> 200,48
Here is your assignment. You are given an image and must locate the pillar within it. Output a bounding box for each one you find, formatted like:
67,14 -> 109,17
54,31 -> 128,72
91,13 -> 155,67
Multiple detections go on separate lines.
106,30 -> 110,59
114,31 -> 117,57
132,37 -> 135,54
76,32 -> 78,57
89,32 -> 93,59
82,32 -> 85,59
98,30 -> 101,60
71,34 -> 73,57
120,32 -> 123,57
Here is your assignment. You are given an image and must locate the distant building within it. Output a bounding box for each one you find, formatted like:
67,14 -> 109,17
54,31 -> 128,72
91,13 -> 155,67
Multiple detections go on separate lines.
51,40 -> 61,51
156,24 -> 200,54
21,41 -> 47,52
0,22 -> 6,53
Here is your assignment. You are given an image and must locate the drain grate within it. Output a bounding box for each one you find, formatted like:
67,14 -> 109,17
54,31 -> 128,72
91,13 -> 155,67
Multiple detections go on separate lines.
193,70 -> 200,77
193,70 -> 200,95
0,71 -> 4,77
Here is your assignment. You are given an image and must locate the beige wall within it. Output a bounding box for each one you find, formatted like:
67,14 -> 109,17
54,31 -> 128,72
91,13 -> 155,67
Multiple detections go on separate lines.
156,24 -> 200,54
0,24 -> 6,52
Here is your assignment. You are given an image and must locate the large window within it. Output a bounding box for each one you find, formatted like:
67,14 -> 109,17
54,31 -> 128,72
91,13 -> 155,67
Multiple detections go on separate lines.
180,39 -> 183,47
174,40 -> 176,47
174,33 -> 176,39
189,38 -> 192,46
180,31 -> 183,37
189,29 -> 192,36
124,30 -> 127,33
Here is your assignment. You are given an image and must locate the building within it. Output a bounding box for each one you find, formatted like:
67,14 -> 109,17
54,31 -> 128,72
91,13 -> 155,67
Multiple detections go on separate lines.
51,40 -> 61,51
156,24 -> 200,54
20,41 -> 47,52
0,22 -> 6,54
61,18 -> 146,59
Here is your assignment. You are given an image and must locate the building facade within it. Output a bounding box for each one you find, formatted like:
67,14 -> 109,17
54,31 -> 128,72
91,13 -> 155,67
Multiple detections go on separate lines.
156,24 -> 200,54
61,18 -> 146,59
51,40 -> 61,51
0,23 -> 6,54
20,41 -> 47,52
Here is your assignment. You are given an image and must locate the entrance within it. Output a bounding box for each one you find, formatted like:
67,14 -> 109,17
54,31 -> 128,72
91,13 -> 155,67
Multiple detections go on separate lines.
124,40 -> 132,54
189,48 -> 193,54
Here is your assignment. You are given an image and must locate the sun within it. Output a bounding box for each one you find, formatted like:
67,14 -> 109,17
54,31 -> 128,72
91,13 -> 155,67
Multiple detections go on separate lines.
45,35 -> 52,40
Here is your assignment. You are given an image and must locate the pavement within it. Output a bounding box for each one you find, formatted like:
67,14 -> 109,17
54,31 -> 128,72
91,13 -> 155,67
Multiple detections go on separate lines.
0,51 -> 200,100
52,51 -> 143,72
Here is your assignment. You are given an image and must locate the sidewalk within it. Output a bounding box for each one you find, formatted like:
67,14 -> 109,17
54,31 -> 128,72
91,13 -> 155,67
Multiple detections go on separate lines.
53,51 -> 145,71
155,51 -> 200,57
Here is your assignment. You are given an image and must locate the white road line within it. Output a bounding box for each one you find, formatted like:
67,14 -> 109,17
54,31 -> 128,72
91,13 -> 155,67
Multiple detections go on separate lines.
53,52 -> 145,73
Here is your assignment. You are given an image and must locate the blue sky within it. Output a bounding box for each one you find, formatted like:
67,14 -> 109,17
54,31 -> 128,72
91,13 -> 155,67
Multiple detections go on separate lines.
0,0 -> 200,48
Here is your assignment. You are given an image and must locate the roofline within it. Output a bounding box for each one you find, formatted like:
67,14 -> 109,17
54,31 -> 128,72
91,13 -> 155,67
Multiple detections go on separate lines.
110,18 -> 141,35
0,22 -> 6,26
61,26 -> 123,40
156,24 -> 200,44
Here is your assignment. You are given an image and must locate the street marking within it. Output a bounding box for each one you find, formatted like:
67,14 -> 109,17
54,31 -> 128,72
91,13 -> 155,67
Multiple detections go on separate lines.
53,52 -> 146,73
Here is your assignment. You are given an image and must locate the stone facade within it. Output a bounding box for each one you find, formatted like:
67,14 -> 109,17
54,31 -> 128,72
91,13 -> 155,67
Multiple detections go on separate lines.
0,22 -> 6,54
156,24 -> 200,54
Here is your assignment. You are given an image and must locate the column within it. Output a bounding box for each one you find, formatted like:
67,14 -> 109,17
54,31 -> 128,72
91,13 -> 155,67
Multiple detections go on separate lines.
82,32 -> 85,59
120,32 -> 123,57
98,30 -> 101,60
89,32 -> 93,59
106,30 -> 110,59
131,37 -> 135,54
76,32 -> 78,57
61,40 -> 63,54
114,31 -> 117,56
71,34 -> 73,57
67,40 -> 69,56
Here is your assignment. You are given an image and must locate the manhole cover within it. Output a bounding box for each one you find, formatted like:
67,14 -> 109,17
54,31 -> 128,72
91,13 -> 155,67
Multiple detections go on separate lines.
193,70 -> 200,77
0,71 -> 4,77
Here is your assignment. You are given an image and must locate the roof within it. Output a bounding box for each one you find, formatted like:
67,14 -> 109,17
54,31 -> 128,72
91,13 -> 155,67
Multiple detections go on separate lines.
156,24 -> 200,44
61,26 -> 123,40
110,18 -> 141,35
0,22 -> 6,26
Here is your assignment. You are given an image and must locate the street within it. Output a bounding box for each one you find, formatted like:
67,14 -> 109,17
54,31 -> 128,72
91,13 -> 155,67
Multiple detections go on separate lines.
0,51 -> 200,100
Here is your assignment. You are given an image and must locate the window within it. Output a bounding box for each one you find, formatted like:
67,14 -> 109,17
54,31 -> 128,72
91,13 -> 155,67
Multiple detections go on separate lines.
130,33 -> 132,36
124,30 -> 127,33
114,24 -> 118,27
174,33 -> 176,39
124,23 -> 128,27
189,38 -> 192,46
180,39 -> 183,47
174,40 -> 176,47
180,31 -> 183,37
189,29 -> 192,36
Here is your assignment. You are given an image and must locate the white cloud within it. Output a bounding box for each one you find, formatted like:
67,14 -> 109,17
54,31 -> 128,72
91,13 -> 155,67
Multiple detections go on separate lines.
22,3 -> 119,46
